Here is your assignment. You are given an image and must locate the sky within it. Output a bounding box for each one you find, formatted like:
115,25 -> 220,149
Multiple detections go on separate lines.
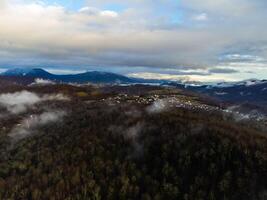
0,0 -> 267,82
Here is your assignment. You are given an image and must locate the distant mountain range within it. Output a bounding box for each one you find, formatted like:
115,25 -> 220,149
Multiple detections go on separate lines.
169,79 -> 267,106
1,68 -> 138,84
1,68 -> 267,107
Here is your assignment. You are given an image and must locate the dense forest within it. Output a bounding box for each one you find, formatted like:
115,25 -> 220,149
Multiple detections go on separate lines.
0,84 -> 267,200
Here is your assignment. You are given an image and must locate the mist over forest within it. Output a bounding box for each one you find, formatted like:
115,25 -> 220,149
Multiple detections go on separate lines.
0,81 -> 266,200
1,0 -> 267,199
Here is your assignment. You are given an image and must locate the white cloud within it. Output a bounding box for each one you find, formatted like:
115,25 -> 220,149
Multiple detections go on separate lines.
0,91 -> 69,114
100,10 -> 118,18
9,110 -> 66,142
146,99 -> 167,113
193,13 -> 208,21
79,6 -> 118,17
33,78 -> 55,85
181,0 -> 264,17
79,6 -> 98,14
0,0 -> 266,81
0,91 -> 41,114
128,72 -> 242,82
221,54 -> 265,62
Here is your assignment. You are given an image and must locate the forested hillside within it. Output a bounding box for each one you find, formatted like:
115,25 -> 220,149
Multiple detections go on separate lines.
0,84 -> 267,200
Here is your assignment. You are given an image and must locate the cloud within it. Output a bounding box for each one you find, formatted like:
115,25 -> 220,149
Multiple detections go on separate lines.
0,91 -> 41,114
223,105 -> 266,123
147,99 -> 167,113
42,93 -> 70,101
8,110 -> 66,142
125,122 -> 144,156
180,0 -> 266,17
221,54 -> 266,63
209,68 -> 239,74
79,6 -> 118,17
0,0 -> 266,81
193,13 -> 208,21
125,122 -> 143,140
128,72 -> 236,82
109,122 -> 144,156
32,78 -> 55,85
0,91 -> 69,114
128,68 -> 212,80
0,0 -> 6,9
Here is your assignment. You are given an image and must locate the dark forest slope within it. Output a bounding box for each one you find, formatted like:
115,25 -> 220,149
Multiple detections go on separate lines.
0,85 -> 267,200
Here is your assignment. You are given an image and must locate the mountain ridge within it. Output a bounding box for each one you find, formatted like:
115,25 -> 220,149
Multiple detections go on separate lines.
1,68 -> 136,84
1,68 -> 267,107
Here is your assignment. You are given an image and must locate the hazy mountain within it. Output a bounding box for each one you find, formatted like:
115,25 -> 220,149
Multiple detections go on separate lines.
1,68 -> 267,107
194,80 -> 266,104
166,79 -> 267,112
1,68 -> 55,79
1,68 -> 136,84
